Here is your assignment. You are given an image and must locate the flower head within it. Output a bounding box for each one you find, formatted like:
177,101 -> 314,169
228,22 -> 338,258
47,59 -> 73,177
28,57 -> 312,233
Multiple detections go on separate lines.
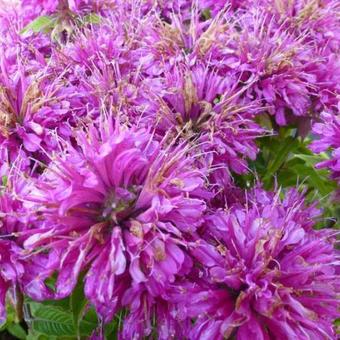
21,116 -> 208,323
0,46 -> 91,170
189,187 -> 339,339
141,61 -> 265,186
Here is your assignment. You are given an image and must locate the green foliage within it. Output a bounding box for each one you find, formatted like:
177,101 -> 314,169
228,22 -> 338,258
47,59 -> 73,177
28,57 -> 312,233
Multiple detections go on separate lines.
30,304 -> 76,337
7,324 -> 27,339
235,126 -> 339,228
20,12 -> 103,39
70,278 -> 87,337
261,135 -> 299,187
0,281 -> 120,339
0,301 -> 26,339
1,175 -> 8,187
201,9 -> 212,21
82,13 -> 102,25
20,16 -> 57,34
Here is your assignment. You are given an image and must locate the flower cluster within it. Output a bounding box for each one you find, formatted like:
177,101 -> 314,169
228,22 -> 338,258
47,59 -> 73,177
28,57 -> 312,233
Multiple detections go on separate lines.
0,0 -> 339,339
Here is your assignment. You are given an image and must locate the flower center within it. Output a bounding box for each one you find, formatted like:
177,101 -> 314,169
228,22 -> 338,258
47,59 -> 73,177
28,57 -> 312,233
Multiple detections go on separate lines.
100,186 -> 140,224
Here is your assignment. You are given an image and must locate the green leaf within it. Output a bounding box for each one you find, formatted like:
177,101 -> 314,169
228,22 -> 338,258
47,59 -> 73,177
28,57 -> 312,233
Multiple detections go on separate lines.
1,175 -> 8,187
105,321 -> 118,340
69,275 -> 97,337
7,323 -> 27,340
83,13 -> 102,25
293,165 -> 335,196
28,300 -> 97,338
201,9 -> 212,21
20,16 -> 56,35
26,329 -> 71,340
294,153 -> 327,167
26,330 -> 57,340
82,307 -> 98,325
79,318 -> 97,336
262,136 -> 299,187
277,168 -> 298,187
31,304 -> 76,337
70,280 -> 87,337
0,322 -> 7,332
256,113 -> 273,131
41,298 -> 70,311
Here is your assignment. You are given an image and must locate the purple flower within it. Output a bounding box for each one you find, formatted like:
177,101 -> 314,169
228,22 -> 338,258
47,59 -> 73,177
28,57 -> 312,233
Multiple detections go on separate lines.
230,0 -> 340,119
188,188 -> 339,339
21,117 -> 208,324
138,4 -> 338,129
0,0 -> 338,336
0,46 -> 90,169
140,62 -> 265,185
225,11 -> 319,126
0,173 -> 27,323
120,282 -> 192,339
0,240 -> 23,323
56,17 -> 159,119
249,0 -> 340,53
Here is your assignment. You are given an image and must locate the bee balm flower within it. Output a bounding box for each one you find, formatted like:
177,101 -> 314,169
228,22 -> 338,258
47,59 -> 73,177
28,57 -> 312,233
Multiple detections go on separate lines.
22,117 -> 208,325
189,188 -> 339,339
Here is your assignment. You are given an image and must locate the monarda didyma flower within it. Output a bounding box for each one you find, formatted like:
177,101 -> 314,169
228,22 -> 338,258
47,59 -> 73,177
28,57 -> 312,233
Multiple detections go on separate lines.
188,188 -> 339,339
144,62 -> 265,186
0,49 -> 91,169
21,116 -> 209,331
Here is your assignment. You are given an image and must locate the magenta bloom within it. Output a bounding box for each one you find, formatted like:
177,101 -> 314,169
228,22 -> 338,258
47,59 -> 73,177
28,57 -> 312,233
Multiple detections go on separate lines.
0,47 -> 89,169
138,61 -> 265,186
0,174 -> 27,323
137,4 -> 339,128
120,282 -> 192,339
0,240 -> 23,323
0,0 -> 338,337
224,11 -> 319,126
228,0 -> 340,120
56,15 -> 160,119
189,188 -> 339,339
159,64 -> 263,167
21,117 -> 208,328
